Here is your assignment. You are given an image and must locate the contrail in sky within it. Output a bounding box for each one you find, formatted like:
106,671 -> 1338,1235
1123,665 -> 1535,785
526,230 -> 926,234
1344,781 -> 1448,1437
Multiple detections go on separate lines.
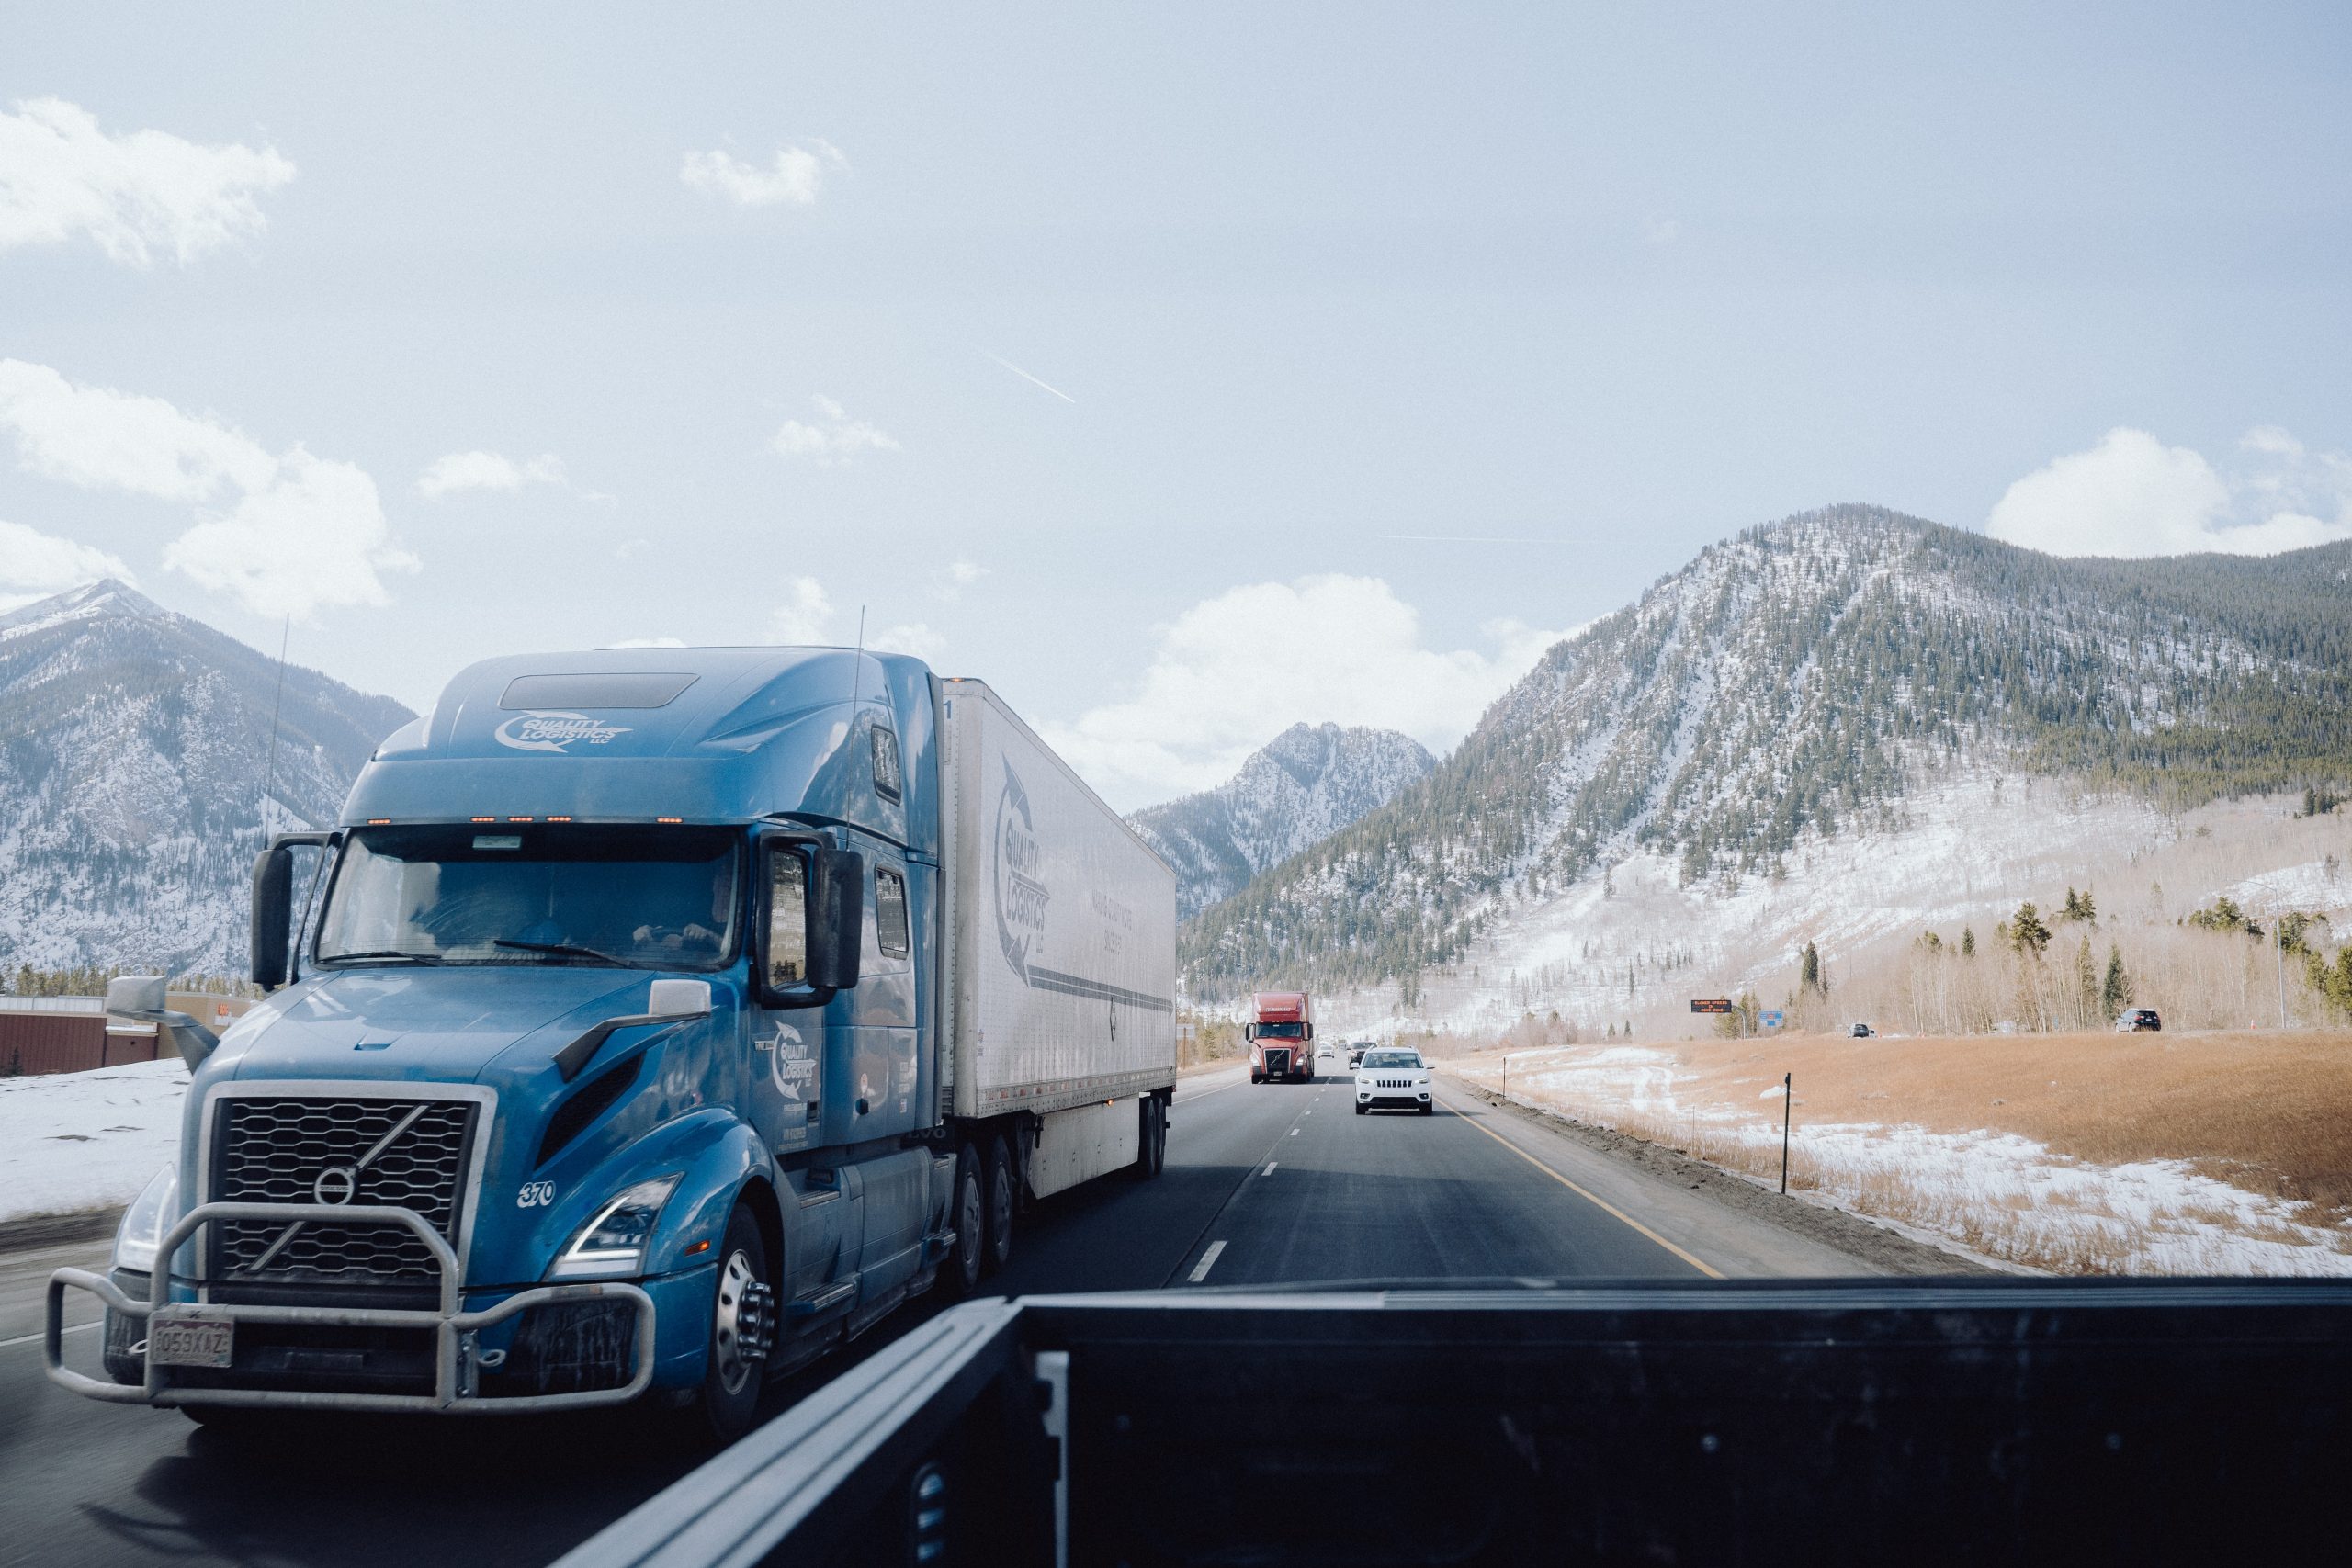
985,353 -> 1078,403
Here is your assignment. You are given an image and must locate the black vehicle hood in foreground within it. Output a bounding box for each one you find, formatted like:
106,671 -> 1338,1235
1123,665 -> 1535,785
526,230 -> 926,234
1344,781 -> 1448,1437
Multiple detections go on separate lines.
557,1278 -> 2352,1568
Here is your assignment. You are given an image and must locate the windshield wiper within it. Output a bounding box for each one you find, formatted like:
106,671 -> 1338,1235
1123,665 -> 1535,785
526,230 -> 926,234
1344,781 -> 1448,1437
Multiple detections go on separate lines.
320,950 -> 444,964
494,938 -> 632,965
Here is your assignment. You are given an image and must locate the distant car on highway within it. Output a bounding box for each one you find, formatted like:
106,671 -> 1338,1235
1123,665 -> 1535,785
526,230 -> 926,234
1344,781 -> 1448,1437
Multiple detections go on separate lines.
1348,1042 -> 1369,1066
1355,1047 -> 1432,1115
1848,1022 -> 1875,1038
2115,1008 -> 2163,1032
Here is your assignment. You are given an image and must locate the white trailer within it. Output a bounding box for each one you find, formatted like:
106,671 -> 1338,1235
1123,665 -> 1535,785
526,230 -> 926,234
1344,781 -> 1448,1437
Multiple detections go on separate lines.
937,678 -> 1177,1198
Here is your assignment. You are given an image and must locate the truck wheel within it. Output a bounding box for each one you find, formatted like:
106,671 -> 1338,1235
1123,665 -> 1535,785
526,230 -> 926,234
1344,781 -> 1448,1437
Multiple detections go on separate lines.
1133,1096 -> 1166,1179
942,1142 -> 986,1297
982,1135 -> 1016,1275
690,1206 -> 775,1444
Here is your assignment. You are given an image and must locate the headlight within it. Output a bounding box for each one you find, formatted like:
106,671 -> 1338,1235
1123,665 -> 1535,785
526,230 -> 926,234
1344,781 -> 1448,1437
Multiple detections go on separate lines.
113,1163 -> 178,1273
548,1172 -> 682,1280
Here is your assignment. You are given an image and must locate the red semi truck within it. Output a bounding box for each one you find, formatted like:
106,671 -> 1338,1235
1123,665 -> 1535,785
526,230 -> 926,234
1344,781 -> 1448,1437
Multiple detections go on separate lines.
1248,990 -> 1314,1083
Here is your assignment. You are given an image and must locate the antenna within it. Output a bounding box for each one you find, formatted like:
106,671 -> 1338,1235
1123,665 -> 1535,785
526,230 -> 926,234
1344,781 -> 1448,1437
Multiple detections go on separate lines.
258,614 -> 290,837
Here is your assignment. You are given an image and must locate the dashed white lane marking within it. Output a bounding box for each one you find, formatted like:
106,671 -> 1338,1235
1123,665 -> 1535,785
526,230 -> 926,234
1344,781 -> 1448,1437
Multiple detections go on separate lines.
0,1320 -> 97,1351
1289,1127 -> 1300,1135
1263,1161 -> 1278,1175
1188,1240 -> 1227,1282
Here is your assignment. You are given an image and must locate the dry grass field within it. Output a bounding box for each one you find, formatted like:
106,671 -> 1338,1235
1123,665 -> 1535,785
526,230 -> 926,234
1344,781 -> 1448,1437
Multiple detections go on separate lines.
1667,1030 -> 2352,1215
1454,1029 -> 2352,1274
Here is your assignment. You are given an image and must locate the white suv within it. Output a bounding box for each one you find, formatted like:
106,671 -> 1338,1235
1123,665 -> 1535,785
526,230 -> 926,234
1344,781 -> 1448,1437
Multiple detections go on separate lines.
1355,1047 -> 1433,1115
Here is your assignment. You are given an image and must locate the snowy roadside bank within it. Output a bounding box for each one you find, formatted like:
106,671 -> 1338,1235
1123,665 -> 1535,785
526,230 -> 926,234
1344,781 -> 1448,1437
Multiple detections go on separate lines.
0,1058 -> 184,1229
1452,1041 -> 2352,1277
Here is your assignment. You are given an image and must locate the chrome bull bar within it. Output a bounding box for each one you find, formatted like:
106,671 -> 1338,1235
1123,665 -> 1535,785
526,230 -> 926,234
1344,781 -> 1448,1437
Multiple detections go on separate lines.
44,1201 -> 657,1414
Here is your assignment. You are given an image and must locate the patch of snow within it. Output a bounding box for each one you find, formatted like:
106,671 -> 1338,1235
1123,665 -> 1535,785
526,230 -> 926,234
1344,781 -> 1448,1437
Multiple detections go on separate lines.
0,1059 -> 184,1223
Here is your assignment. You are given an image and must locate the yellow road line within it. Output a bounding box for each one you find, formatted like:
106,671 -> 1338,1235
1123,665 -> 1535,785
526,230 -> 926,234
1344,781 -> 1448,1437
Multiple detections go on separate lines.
1442,1092 -> 1725,1280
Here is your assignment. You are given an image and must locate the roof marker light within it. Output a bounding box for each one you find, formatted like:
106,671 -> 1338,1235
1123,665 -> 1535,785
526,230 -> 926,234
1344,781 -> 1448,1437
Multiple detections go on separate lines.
508,816 -> 532,822
546,815 -> 572,823
471,816 -> 496,823
368,818 -> 390,825
657,817 -> 683,824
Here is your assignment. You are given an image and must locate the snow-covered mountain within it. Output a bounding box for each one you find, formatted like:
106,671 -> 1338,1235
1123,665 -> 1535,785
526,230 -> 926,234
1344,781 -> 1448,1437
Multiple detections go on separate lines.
1129,723 -> 1435,918
0,581 -> 413,977
1182,505 -> 2352,1001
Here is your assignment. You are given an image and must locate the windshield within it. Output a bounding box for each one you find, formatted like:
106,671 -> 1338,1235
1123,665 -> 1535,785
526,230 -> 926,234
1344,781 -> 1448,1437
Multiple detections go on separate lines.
316,824 -> 741,970
1256,1021 -> 1306,1040
1361,1051 -> 1420,1069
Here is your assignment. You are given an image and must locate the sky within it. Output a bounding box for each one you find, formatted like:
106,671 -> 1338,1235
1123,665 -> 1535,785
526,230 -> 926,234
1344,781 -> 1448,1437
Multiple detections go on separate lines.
2,3 -> 2349,809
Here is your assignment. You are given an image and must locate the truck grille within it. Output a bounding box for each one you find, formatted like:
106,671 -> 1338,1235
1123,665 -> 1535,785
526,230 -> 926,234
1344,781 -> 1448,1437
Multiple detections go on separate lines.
1373,1078 -> 1419,1089
209,1097 -> 478,1285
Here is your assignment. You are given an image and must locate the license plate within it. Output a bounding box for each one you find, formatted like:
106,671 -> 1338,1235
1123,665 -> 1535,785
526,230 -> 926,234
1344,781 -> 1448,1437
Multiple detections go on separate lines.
148,1310 -> 235,1369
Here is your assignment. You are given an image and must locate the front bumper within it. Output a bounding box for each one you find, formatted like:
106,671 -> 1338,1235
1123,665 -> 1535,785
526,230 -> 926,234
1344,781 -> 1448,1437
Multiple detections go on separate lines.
46,1200 -> 655,1415
1357,1084 -> 1432,1110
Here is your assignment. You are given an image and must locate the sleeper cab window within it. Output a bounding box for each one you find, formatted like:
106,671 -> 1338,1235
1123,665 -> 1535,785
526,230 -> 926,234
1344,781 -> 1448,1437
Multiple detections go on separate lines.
870,725 -> 902,802
876,867 -> 910,959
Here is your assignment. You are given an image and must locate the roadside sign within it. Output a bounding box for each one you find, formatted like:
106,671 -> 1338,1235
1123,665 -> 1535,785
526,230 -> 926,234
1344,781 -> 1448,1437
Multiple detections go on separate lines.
1761,1010 -> 1784,1029
1690,998 -> 1733,1014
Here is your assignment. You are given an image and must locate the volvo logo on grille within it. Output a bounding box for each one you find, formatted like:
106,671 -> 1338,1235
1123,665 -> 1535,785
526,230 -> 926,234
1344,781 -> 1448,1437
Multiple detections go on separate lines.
312,1167 -> 359,1205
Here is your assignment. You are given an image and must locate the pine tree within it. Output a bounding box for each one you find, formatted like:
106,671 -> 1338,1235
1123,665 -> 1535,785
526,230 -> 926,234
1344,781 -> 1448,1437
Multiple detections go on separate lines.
2101,944 -> 2131,1021
1962,927 -> 1977,958
2073,934 -> 2098,1029
2007,902 -> 2052,956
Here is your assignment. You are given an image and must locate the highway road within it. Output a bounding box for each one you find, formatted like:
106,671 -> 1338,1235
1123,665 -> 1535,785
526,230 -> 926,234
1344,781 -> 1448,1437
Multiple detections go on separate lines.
0,1057 -> 1871,1568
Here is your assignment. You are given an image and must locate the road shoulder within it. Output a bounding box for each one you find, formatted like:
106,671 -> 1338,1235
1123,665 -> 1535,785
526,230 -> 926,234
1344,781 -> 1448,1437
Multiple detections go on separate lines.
1441,1078 -> 2000,1277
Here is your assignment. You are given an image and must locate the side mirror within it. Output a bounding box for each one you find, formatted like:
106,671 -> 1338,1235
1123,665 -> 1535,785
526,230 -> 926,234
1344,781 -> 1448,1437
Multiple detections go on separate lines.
251,841 -> 296,989
106,974 -> 220,1072
106,975 -> 167,1017
1243,1023 -> 1257,1043
809,848 -> 864,992
758,840 -> 864,1006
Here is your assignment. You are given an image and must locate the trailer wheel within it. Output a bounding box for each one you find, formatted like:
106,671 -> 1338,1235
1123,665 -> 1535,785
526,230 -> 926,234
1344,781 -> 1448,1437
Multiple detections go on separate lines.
1133,1095 -> 1167,1179
982,1134 -> 1016,1275
941,1142 -> 986,1297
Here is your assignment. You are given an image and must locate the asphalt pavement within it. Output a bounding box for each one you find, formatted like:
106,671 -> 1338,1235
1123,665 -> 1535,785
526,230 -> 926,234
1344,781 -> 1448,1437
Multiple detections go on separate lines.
0,1055 -> 1873,1568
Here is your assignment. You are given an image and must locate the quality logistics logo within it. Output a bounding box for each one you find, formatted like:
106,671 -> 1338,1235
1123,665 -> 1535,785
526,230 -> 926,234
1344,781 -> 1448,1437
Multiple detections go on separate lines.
493,711 -> 632,754
994,760 -> 1051,984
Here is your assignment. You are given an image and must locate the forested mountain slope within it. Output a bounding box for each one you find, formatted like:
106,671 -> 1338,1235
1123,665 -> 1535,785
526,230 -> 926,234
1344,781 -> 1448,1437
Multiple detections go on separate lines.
1129,723 -> 1434,918
1182,506 -> 2352,999
0,581 -> 413,977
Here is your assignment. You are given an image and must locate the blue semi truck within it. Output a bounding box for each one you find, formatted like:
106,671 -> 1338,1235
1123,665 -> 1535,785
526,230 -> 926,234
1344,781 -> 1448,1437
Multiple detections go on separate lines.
45,648 -> 1177,1438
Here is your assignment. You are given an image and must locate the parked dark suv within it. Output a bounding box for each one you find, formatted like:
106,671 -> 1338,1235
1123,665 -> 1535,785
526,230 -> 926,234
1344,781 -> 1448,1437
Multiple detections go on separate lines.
2115,1008 -> 2163,1032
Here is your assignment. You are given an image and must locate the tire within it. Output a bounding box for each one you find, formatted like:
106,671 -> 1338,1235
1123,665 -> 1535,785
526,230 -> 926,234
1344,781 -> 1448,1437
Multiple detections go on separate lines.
941,1142 -> 986,1297
1420,1101 -> 1435,1116
1354,1101 -> 1367,1116
982,1134 -> 1017,1276
1250,1073 -> 1262,1084
689,1206 -> 775,1444
1133,1096 -> 1166,1180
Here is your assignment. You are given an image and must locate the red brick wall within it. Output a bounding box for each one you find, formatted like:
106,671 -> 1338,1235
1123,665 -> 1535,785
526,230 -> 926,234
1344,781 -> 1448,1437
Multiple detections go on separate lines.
0,1014 -> 165,1076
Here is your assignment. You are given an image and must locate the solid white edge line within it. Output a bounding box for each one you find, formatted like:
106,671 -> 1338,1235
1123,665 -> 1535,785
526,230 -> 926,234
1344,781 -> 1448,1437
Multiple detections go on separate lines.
0,1319 -> 98,1350
1187,1239 -> 1227,1283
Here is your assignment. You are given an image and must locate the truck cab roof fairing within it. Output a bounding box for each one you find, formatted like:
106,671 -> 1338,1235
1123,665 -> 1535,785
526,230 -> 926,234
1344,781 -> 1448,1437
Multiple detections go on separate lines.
344,647 -> 940,855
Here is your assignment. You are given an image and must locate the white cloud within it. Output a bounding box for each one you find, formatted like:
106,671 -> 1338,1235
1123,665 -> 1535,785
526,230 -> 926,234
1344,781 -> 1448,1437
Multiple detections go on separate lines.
680,141 -> 846,208
0,358 -> 414,619
873,622 -> 944,660
768,575 -> 834,643
416,449 -> 567,499
1986,426 -> 2352,558
0,518 -> 134,612
0,358 -> 272,499
932,558 -> 987,602
163,447 -> 417,620
769,396 -> 900,467
1039,574 -> 1577,809
0,96 -> 295,267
